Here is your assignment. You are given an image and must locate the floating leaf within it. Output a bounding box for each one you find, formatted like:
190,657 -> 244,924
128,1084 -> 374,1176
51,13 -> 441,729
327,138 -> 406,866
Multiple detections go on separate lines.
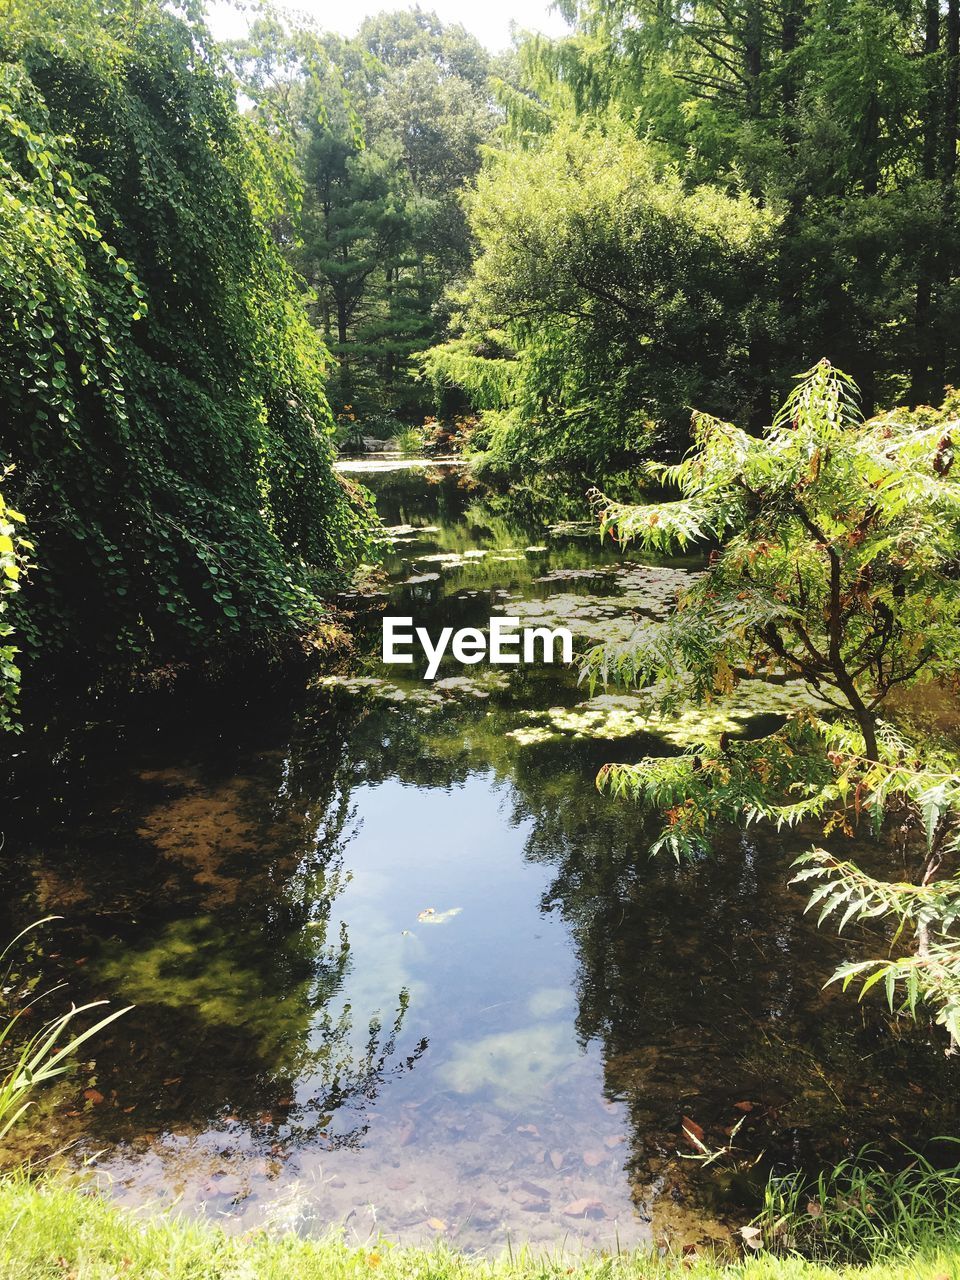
417,907 -> 462,925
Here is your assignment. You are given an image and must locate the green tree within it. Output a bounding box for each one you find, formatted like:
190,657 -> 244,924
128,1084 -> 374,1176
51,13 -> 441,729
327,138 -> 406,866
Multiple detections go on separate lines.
425,120 -> 776,473
0,0 -> 374,688
297,104 -> 425,408
446,0 -> 960,468
233,9 -> 495,424
582,362 -> 960,1044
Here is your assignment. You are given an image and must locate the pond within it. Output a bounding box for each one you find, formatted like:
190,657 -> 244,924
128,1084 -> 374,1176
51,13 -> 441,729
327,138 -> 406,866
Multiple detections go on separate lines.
1,459 -> 958,1254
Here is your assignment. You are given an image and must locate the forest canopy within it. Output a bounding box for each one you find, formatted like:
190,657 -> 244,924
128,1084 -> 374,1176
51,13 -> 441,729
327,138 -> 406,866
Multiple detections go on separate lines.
428,0 -> 960,473
227,7 -> 500,426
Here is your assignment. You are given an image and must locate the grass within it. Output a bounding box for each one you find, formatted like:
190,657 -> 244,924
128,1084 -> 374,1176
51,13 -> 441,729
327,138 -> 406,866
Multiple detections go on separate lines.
395,426 -> 426,455
0,1178 -> 958,1280
757,1145 -> 960,1261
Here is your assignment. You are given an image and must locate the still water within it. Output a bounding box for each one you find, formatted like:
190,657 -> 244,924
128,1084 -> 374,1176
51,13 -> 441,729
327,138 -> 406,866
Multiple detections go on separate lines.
2,461 -> 958,1252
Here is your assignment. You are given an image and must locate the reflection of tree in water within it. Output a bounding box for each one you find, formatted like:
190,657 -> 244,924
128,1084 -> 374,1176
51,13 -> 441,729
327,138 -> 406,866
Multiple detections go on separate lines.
0,694 -> 427,1155
6,640 -> 960,1195
362,466 -> 479,530
336,698 -> 960,1212
362,463 -> 637,556
495,738 -> 960,1210
295,991 -> 427,1152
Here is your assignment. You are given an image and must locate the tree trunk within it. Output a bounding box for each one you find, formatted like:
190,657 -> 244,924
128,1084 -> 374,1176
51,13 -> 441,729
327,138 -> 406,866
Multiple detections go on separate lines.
933,0 -> 960,396
743,0 -> 763,118
911,0 -> 944,403
337,300 -> 351,399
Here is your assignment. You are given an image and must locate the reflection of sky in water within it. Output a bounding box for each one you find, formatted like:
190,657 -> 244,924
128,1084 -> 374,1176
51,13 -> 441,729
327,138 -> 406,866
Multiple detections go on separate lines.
318,774 -> 586,1113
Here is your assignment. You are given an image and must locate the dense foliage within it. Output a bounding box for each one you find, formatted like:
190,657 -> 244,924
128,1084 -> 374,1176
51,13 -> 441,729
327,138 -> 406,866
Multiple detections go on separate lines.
431,0 -> 960,471
424,120 -> 775,473
0,0 -> 374,692
583,363 -> 960,1045
233,9 -> 497,427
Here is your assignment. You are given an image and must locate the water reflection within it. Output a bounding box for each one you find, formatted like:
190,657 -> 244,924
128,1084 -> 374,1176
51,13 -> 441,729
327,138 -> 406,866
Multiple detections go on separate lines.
0,462 -> 958,1251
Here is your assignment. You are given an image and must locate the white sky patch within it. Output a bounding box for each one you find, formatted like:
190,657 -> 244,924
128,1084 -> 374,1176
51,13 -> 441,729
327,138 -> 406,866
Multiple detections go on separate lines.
205,0 -> 571,52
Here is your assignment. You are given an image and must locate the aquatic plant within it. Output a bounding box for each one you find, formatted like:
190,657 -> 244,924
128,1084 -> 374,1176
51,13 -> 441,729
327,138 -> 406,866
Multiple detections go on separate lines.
0,919 -> 128,1139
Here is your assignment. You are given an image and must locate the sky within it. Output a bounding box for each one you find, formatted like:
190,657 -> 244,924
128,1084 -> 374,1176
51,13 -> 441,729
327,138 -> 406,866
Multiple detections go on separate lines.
205,0 -> 572,52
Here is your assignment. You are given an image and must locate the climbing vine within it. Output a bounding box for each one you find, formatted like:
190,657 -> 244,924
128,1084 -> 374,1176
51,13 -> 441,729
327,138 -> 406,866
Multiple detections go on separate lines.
0,0 -> 375,691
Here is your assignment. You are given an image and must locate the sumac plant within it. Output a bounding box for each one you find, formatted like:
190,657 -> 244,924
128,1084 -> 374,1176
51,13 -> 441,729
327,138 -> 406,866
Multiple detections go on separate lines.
582,361 -> 960,1046
0,0 -> 376,688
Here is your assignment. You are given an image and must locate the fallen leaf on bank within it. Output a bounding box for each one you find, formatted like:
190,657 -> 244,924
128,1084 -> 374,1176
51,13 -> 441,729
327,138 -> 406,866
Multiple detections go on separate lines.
740,1226 -> 763,1251
122,1105 -> 137,1114
680,1116 -> 705,1148
162,1077 -> 182,1087
561,1198 -> 607,1219
733,1101 -> 756,1113
426,1218 -> 447,1232
83,1088 -> 104,1105
807,1201 -> 823,1217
